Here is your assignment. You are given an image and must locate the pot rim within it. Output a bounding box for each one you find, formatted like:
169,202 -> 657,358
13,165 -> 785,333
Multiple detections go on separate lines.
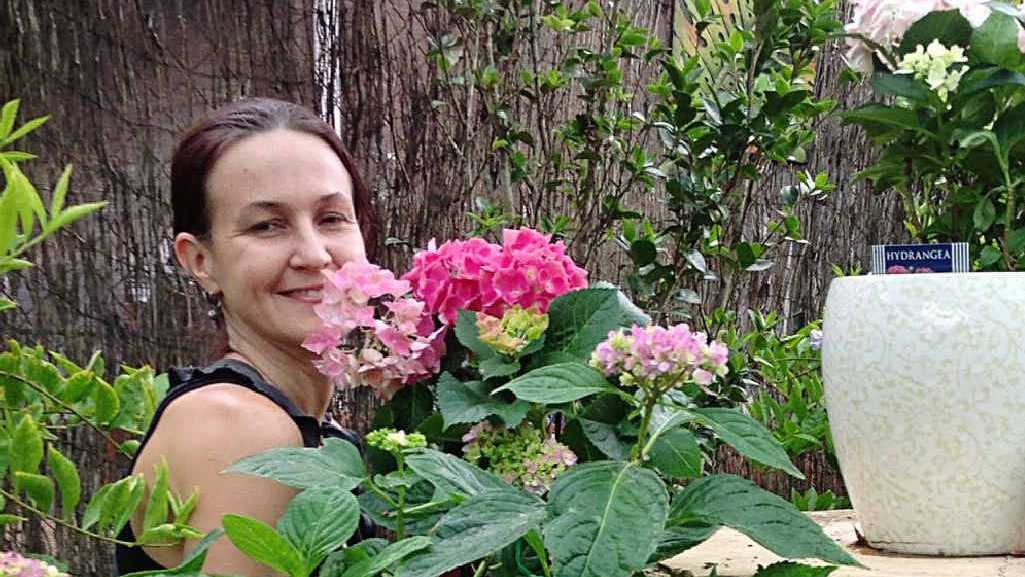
831,271 -> 1025,286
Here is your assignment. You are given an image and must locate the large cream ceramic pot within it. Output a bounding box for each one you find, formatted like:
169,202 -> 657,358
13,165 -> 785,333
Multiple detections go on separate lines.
822,273 -> 1025,555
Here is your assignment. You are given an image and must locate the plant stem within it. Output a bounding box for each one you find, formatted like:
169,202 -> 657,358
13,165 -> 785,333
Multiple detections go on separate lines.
0,487 -> 142,547
1003,181 -> 1017,271
0,369 -> 131,457
473,560 -> 488,577
396,454 -> 407,540
632,395 -> 658,463
362,478 -> 398,509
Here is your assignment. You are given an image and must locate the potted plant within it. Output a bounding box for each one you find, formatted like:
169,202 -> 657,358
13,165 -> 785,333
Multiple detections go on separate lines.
825,0 -> 1025,555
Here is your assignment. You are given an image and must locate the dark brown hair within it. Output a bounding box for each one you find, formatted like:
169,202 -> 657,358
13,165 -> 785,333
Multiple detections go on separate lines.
171,97 -> 377,259
170,98 -> 378,360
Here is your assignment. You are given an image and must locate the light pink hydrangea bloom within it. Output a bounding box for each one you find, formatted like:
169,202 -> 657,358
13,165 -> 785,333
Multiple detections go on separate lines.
402,228 -> 588,325
303,261 -> 445,400
845,0 -> 1025,74
590,323 -> 730,390
0,553 -> 66,577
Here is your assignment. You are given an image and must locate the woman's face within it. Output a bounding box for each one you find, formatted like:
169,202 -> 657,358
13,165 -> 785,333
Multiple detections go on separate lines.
177,128 -> 367,349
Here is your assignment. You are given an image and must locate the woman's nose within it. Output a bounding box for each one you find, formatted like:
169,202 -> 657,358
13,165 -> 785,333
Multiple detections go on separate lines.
290,225 -> 332,270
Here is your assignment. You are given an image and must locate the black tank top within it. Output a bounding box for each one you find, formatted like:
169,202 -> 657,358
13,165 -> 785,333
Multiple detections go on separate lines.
114,359 -> 367,574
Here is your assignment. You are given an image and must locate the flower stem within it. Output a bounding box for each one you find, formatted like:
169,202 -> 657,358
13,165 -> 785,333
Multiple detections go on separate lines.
396,454 -> 407,540
632,395 -> 658,464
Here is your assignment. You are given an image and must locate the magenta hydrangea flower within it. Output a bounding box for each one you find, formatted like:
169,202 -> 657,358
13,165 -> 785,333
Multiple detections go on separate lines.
0,553 -> 66,577
303,261 -> 445,400
402,228 -> 588,325
590,324 -> 730,391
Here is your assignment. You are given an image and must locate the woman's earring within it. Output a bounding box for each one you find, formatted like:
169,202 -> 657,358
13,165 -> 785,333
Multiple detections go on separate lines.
204,291 -> 223,321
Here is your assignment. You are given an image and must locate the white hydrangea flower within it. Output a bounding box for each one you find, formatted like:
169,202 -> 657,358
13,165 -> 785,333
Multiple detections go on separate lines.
896,39 -> 968,101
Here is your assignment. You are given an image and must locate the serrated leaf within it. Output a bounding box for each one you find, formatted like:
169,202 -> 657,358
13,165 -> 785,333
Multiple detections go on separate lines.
48,444 -> 81,521
11,413 -> 43,477
649,522 -> 720,562
545,461 -> 669,577
544,288 -> 649,361
223,514 -> 305,576
692,408 -> 804,478
493,362 -> 608,403
396,490 -> 544,577
436,373 -> 529,428
649,428 -> 703,479
342,536 -> 432,577
405,448 -> 509,497
479,356 -> 520,380
226,437 -> 366,491
279,487 -> 360,574
15,472 -> 54,513
670,475 -> 859,566
971,11 -> 1022,68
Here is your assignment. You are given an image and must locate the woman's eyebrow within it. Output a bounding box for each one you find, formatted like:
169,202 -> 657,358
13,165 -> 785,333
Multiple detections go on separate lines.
316,191 -> 349,206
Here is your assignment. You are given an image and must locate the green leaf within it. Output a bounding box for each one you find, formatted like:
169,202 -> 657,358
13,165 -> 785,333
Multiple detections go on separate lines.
980,244 -> 1003,267
2,116 -> 49,147
0,514 -> 25,526
994,102 -> 1025,152
971,11 -> 1022,68
493,362 -> 608,403
841,104 -> 926,135
544,288 -> 649,361
49,165 -> 72,217
143,460 -> 170,533
226,437 -> 366,491
479,356 -> 520,380
649,428 -> 703,479
342,537 -> 432,577
110,474 -> 147,535
61,370 -> 96,404
1007,228 -> 1025,255
629,240 -> 657,266
670,475 -> 859,566
223,514 -> 305,576
870,73 -> 929,101
396,490 -> 545,577
753,561 -> 839,576
48,445 -> 82,521
43,201 -> 107,235
11,413 -> 43,477
0,100 -> 19,141
0,298 -> 15,313
897,9 -> 972,57
121,528 -> 225,576
974,197 -> 997,231
959,68 -> 1025,97
15,472 -> 54,513
649,522 -> 720,562
81,483 -> 114,532
455,310 -> 494,358
692,408 -> 804,478
436,372 -> 529,428
405,448 -> 509,497
92,377 -> 120,425
545,461 -> 669,577
579,418 -> 628,460
279,487 -> 360,574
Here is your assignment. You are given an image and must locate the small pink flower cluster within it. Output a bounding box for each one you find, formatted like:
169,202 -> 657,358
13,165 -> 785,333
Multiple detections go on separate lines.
402,228 -> 588,325
591,324 -> 730,388
0,553 -> 66,577
886,265 -> 933,274
303,261 -> 445,400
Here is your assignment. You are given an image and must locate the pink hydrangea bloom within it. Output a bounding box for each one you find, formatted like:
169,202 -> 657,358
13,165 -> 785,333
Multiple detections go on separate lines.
590,324 -> 730,390
303,262 -> 445,400
402,228 -> 588,325
0,553 -> 66,577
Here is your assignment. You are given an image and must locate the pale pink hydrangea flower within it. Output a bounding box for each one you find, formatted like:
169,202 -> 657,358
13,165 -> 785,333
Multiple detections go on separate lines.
402,228 -> 588,325
845,0 -> 1025,74
303,261 -> 445,400
0,553 -> 66,577
590,324 -> 730,390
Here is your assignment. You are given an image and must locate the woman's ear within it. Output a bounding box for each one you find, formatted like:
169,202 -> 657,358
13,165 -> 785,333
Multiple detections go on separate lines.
174,232 -> 220,295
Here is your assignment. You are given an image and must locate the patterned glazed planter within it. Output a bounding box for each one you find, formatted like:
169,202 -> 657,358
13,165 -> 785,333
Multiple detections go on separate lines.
822,273 -> 1025,555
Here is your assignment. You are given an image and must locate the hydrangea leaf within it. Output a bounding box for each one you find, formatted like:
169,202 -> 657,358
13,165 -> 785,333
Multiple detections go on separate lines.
225,437 -> 366,491
544,288 -> 649,362
493,362 -> 609,403
544,461 -> 669,577
436,372 -> 529,428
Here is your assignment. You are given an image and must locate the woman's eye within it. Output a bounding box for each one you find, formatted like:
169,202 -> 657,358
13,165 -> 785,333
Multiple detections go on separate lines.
321,212 -> 353,225
250,220 -> 284,233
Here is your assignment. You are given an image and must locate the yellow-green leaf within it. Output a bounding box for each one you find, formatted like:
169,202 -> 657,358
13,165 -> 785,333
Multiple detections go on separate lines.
92,377 -> 120,425
48,444 -> 82,521
50,165 -> 72,217
0,100 -> 20,141
15,471 -> 54,513
143,460 -> 170,533
11,413 -> 43,476
2,115 -> 49,147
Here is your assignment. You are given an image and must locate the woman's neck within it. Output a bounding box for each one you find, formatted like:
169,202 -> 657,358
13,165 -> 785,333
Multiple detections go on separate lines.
221,325 -> 332,420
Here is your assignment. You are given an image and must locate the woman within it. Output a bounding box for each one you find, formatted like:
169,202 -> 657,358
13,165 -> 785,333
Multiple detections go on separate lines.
115,98 -> 377,575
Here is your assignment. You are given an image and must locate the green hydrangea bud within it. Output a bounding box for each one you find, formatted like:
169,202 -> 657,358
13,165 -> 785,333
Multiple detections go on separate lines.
476,306 -> 549,356
366,427 -> 427,454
